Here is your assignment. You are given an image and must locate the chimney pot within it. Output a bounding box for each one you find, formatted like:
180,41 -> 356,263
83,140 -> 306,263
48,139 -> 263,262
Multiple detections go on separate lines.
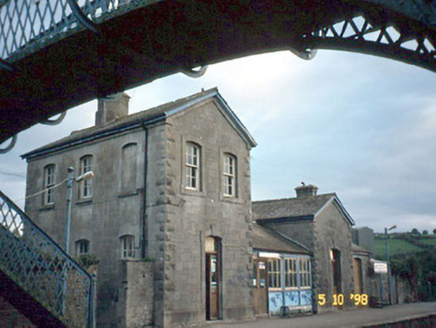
295,183 -> 318,198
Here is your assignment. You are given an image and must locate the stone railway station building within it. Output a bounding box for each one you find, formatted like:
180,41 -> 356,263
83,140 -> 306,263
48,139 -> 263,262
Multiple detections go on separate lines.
22,89 -> 373,327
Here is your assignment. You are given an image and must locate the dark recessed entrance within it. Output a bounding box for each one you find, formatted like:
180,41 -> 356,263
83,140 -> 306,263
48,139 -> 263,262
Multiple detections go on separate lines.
205,236 -> 221,320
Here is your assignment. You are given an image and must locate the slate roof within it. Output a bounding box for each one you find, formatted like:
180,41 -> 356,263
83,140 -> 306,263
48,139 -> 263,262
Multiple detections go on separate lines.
252,193 -> 335,220
352,243 -> 371,255
252,193 -> 354,225
22,88 -> 256,160
252,224 -> 310,255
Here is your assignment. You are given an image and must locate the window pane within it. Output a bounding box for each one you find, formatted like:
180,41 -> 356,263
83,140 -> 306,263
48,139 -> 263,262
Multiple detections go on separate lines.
223,155 -> 235,196
122,236 -> 135,258
186,144 -> 199,189
299,259 -> 311,288
76,240 -> 89,256
80,156 -> 93,198
44,165 -> 55,204
267,259 -> 281,288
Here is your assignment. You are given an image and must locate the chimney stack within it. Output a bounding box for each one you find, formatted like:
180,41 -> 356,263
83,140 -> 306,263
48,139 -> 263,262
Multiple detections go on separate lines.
295,182 -> 318,199
96,93 -> 130,126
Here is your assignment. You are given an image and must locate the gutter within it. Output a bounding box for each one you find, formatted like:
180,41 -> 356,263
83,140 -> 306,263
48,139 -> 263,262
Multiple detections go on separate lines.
22,114 -> 167,160
256,215 -> 314,224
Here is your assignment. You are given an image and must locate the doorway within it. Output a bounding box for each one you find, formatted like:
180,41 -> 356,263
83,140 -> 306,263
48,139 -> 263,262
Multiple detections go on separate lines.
331,249 -> 342,294
353,258 -> 363,294
205,236 -> 221,320
253,259 -> 268,315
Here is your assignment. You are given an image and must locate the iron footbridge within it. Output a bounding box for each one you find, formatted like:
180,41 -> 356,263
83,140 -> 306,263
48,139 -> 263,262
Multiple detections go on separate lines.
0,0 -> 435,146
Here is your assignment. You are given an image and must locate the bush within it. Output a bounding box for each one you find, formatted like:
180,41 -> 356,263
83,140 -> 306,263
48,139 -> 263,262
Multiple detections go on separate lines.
76,254 -> 99,269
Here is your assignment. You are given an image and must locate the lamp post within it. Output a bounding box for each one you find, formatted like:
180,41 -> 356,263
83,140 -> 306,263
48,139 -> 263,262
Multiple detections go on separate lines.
385,225 -> 397,305
65,167 -> 94,255
63,167 -> 94,315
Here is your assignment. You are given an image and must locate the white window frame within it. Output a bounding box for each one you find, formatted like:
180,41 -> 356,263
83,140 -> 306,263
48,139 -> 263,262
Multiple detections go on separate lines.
285,258 -> 298,288
121,235 -> 135,259
268,258 -> 281,289
76,239 -> 89,256
299,258 -> 312,288
80,155 -> 93,198
44,164 -> 55,205
185,143 -> 200,190
223,154 -> 236,197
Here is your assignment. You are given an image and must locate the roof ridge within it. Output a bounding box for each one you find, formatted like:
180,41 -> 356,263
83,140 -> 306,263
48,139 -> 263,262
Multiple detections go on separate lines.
21,88 -> 219,160
253,192 -> 336,204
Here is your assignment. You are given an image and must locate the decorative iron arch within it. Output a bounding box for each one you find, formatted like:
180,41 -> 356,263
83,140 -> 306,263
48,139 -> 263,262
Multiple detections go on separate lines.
289,1 -> 436,71
1,0 -> 435,145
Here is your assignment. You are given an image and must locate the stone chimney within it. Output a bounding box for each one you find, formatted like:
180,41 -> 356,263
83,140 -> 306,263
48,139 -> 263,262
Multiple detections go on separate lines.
295,182 -> 318,199
96,93 -> 130,126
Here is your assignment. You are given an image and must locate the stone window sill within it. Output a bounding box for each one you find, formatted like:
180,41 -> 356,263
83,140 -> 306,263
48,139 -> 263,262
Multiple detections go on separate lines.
39,204 -> 55,211
76,198 -> 93,205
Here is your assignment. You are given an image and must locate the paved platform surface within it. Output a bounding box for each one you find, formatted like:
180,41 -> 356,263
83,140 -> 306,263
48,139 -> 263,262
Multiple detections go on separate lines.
208,302 -> 436,328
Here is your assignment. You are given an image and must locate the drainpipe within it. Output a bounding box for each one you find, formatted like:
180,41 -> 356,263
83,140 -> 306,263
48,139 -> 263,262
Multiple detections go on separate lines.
139,115 -> 166,258
281,254 -> 286,308
141,125 -> 148,258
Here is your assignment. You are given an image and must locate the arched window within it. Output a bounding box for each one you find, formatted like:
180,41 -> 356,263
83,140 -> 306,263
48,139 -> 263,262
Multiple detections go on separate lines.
120,235 -> 135,259
223,154 -> 236,197
185,143 -> 200,190
76,239 -> 90,256
79,155 -> 93,198
121,143 -> 137,193
43,164 -> 56,205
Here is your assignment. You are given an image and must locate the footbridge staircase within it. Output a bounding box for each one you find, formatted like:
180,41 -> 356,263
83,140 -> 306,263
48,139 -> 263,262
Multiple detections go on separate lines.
0,191 -> 95,327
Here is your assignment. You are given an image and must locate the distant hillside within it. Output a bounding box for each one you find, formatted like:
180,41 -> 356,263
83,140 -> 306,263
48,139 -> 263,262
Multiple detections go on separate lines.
374,234 -> 436,260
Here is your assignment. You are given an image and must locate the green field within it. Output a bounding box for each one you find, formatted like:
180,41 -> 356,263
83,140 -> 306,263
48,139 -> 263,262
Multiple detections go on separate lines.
374,238 -> 423,260
419,237 -> 436,246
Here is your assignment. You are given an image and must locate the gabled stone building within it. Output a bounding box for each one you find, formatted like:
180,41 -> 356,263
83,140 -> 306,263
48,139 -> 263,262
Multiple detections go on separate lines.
253,184 -> 357,312
22,88 -> 257,327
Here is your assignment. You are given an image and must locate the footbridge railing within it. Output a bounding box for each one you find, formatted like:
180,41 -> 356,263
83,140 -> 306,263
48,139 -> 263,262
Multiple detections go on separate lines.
0,190 -> 94,328
0,0 -> 155,62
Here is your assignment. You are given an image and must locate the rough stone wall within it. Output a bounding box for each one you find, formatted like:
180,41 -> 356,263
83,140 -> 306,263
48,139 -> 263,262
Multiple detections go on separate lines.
142,122 -> 169,328
25,129 -> 147,328
369,271 -> 399,304
148,99 -> 254,327
0,295 -> 36,328
116,260 -> 154,327
313,203 -> 355,311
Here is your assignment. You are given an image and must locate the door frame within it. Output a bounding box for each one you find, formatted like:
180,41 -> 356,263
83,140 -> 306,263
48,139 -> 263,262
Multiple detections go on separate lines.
205,236 -> 222,320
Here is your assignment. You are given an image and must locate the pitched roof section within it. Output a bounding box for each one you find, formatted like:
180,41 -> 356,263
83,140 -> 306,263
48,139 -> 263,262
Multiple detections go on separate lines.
253,193 -> 355,226
252,193 -> 335,220
352,243 -> 371,255
252,224 -> 311,255
22,88 -> 256,160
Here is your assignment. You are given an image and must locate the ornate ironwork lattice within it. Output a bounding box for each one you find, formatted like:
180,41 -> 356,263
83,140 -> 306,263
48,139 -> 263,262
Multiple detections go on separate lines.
305,12 -> 436,72
0,190 -> 93,328
0,0 -> 133,61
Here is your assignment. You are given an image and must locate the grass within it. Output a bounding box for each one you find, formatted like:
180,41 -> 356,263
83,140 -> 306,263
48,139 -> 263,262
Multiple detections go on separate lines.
419,237 -> 436,246
374,238 -> 423,260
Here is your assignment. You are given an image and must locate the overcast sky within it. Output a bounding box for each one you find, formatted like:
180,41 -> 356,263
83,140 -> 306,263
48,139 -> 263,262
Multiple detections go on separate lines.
2,49 -> 436,233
